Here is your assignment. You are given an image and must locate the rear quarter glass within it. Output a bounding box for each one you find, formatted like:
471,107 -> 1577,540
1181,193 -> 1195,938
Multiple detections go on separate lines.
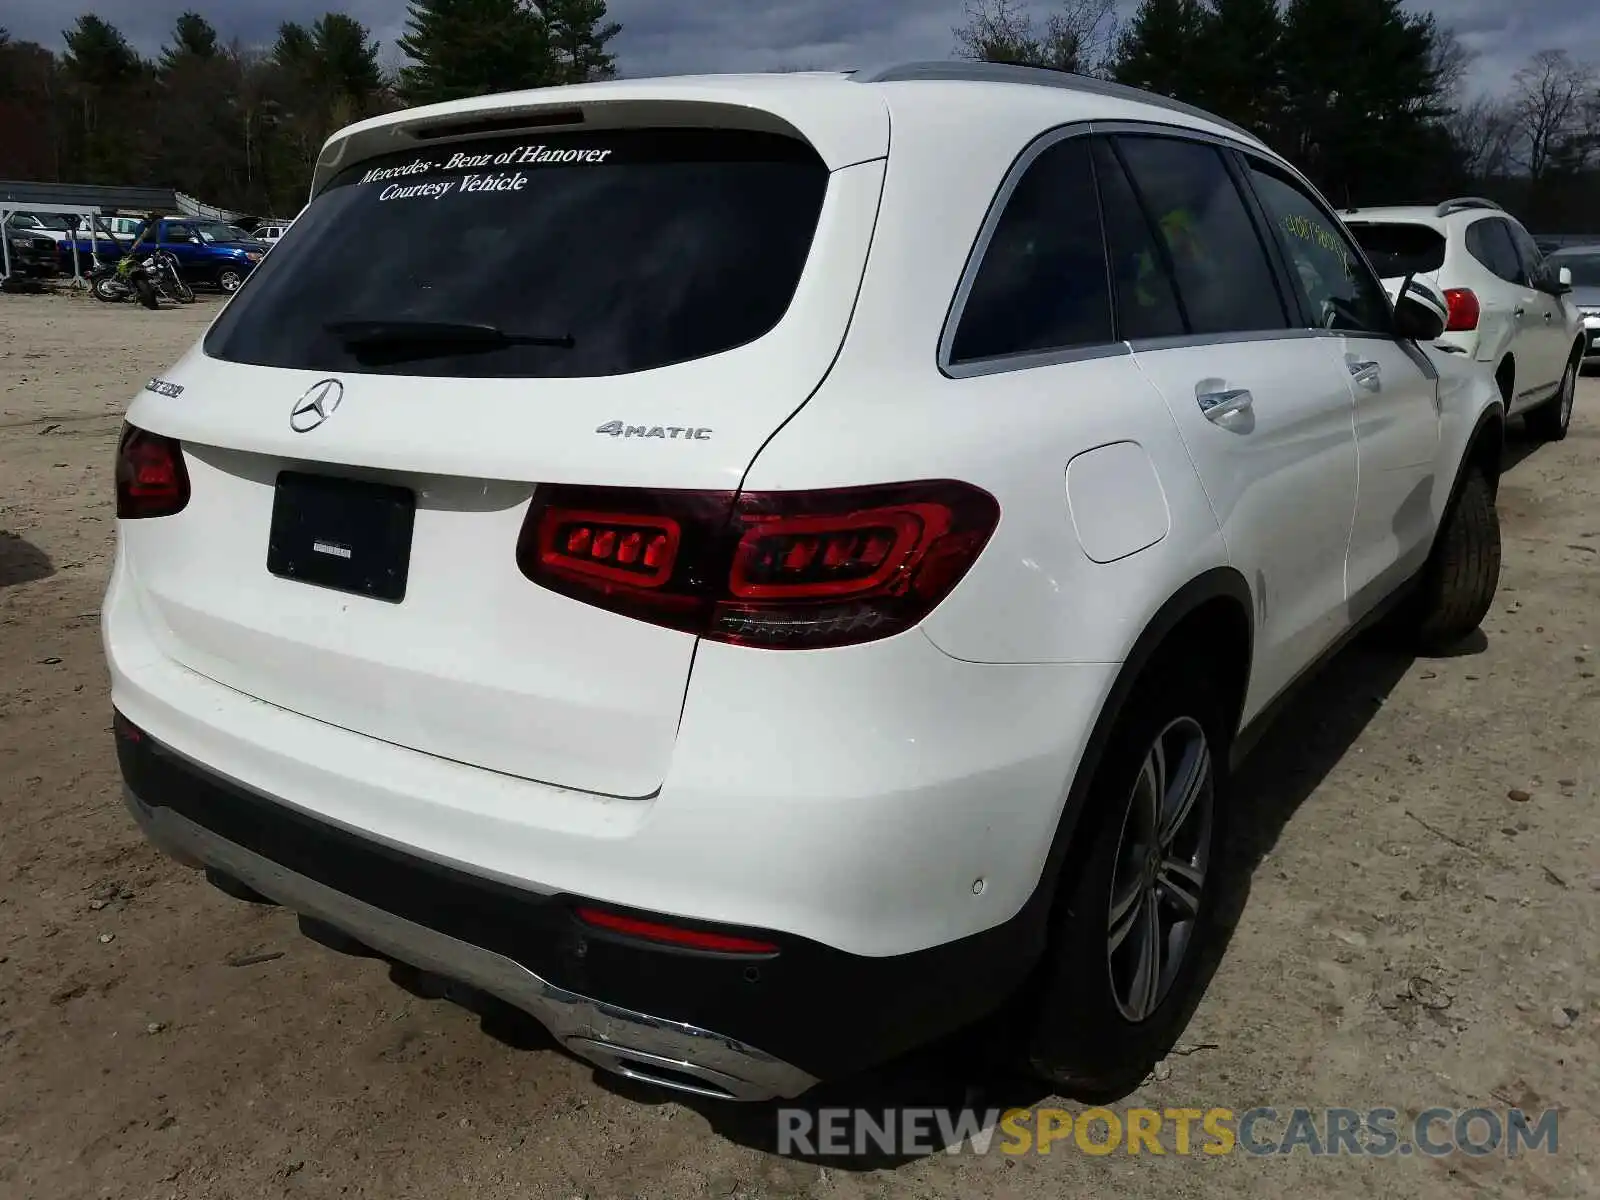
1345,222 -> 1447,277
202,128 -> 830,379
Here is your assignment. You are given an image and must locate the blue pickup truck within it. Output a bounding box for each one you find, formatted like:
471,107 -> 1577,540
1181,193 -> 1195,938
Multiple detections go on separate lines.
61,218 -> 268,293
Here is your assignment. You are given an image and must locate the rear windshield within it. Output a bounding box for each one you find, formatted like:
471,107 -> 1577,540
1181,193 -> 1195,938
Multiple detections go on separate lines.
203,128 -> 830,378
1344,222 -> 1446,277
1553,252 -> 1600,287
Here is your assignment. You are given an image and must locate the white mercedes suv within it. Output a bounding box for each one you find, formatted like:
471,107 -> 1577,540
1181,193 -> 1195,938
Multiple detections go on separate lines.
1340,198 -> 1583,441
106,62 -> 1505,1103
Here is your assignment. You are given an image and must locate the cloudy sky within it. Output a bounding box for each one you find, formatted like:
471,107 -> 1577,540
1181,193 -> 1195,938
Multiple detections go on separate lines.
3,0 -> 1593,99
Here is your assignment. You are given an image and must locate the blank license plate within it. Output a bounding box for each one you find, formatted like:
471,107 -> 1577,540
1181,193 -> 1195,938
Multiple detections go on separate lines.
267,471 -> 416,602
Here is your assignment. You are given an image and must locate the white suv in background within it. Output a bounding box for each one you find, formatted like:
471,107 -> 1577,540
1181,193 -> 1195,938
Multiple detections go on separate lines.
107,62 -> 1505,1104
1341,198 -> 1582,441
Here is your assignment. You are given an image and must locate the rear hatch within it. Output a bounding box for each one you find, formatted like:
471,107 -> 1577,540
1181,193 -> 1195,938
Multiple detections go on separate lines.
119,99 -> 888,798
1343,219 -> 1447,298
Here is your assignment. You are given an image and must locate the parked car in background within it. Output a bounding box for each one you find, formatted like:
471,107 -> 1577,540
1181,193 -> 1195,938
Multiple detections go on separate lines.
255,221 -> 293,248
1544,243 -> 1600,369
59,217 -> 267,293
5,212 -> 77,243
1340,198 -> 1582,440
76,215 -> 143,241
2,219 -> 62,281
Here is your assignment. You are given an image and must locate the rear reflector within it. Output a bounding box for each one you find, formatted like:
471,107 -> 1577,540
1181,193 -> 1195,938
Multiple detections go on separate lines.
574,907 -> 779,954
1443,287 -> 1480,332
516,480 -> 1000,649
116,423 -> 190,519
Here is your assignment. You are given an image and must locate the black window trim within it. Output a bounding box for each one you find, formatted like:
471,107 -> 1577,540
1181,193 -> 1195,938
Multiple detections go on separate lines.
1231,145 -> 1405,345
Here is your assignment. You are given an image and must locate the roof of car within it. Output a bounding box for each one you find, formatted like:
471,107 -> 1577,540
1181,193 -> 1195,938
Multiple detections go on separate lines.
311,62 -> 1265,196
1340,198 -> 1509,224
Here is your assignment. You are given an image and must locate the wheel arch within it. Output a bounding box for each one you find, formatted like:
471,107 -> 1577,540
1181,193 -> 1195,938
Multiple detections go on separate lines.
1458,400 -> 1506,501
1018,566 -> 1254,942
1494,353 -> 1514,403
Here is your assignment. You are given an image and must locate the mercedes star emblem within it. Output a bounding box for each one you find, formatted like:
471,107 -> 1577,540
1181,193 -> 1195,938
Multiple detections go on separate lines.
289,379 -> 344,432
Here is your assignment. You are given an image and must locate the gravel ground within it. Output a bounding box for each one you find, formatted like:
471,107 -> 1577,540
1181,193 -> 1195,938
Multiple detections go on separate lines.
1,292 -> 1595,1199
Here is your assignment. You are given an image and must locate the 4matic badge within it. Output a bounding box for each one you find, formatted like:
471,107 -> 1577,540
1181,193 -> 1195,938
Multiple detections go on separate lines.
595,421 -> 711,440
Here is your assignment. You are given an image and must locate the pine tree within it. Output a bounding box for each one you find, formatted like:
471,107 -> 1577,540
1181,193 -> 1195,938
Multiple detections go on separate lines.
396,0 -> 556,105
536,0 -> 621,83
1193,0 -> 1282,138
1111,0 -> 1210,104
60,15 -> 147,182
160,12 -> 219,73
1277,0 -> 1446,201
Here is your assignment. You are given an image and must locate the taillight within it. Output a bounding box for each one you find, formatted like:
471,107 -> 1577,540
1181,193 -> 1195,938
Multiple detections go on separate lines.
574,907 -> 778,955
1443,287 -> 1480,332
115,423 -> 190,519
516,480 -> 1000,650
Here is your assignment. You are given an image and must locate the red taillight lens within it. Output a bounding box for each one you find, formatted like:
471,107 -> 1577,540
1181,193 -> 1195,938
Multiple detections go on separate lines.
516,480 -> 1000,650
115,423 -> 190,519
1443,287 -> 1480,332
574,906 -> 778,955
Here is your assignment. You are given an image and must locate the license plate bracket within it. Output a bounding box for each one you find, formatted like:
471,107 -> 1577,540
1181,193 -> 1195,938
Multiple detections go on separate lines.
267,471 -> 416,602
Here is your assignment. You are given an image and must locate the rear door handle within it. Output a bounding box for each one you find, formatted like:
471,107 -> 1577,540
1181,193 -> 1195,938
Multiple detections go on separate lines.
1197,387 -> 1253,421
1514,306 -> 1527,319
1544,310 -> 1554,323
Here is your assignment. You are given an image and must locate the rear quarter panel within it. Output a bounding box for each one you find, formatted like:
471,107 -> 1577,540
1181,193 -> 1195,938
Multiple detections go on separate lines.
740,97 -> 1232,668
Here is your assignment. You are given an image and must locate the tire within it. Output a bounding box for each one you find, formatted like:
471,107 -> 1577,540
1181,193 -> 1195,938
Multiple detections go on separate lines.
92,276 -> 125,302
217,268 -> 243,294
1525,354 -> 1576,442
135,277 -> 159,310
1020,667 -> 1228,1097
1411,468 -> 1501,653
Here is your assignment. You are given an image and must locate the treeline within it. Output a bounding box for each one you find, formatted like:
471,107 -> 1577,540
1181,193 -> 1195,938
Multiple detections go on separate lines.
0,0 -> 619,218
953,0 -> 1600,230
4,0 -> 1600,230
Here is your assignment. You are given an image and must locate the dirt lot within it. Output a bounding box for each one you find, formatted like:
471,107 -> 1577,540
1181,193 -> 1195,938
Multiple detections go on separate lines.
1,291 -> 1595,1199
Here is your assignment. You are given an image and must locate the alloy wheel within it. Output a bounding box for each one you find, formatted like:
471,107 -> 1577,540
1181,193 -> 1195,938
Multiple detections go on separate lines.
1106,715 -> 1214,1023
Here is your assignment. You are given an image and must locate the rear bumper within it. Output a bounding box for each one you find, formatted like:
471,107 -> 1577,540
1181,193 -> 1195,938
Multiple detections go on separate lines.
119,735 -> 812,1100
115,711 -> 1050,1093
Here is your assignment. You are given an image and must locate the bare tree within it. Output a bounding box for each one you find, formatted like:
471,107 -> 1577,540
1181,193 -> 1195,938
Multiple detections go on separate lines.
1428,26 -> 1475,102
1508,49 -> 1598,180
1447,92 -> 1517,179
953,0 -> 1118,77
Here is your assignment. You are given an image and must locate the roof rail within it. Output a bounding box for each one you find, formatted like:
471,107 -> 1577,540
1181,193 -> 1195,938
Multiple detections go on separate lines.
1434,196 -> 1503,217
847,60 -> 1259,144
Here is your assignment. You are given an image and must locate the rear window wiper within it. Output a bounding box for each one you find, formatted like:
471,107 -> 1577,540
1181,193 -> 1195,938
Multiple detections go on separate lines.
324,319 -> 576,350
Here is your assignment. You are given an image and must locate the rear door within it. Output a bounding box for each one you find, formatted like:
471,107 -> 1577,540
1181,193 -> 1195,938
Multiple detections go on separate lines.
1505,220 -> 1571,396
1238,155 -> 1441,605
1099,133 -> 1358,717
1462,217 -> 1525,367
119,120 -> 887,799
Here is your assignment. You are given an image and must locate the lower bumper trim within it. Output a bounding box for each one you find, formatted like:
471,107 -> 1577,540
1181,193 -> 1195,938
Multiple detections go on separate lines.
123,787 -> 818,1103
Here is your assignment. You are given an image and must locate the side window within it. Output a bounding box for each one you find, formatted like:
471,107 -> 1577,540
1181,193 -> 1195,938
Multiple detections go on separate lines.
1507,222 -> 1550,287
1243,159 -> 1392,335
949,135 -> 1113,365
1112,135 -> 1288,336
1091,139 -> 1186,341
166,223 -> 192,242
1466,219 -> 1524,284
